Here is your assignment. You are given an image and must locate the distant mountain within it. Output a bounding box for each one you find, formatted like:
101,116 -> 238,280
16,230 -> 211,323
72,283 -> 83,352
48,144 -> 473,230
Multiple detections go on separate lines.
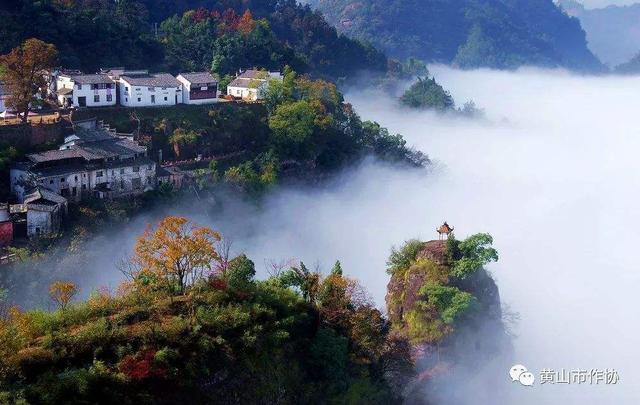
306,0 -> 605,72
558,0 -> 640,67
615,52 -> 640,73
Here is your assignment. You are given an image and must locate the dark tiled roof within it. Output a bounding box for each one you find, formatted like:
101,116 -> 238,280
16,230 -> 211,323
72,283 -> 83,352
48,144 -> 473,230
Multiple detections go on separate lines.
79,138 -> 146,159
72,127 -> 117,143
101,68 -> 148,80
27,149 -> 88,164
57,87 -> 73,95
121,73 -> 180,88
228,78 -> 262,89
24,187 -> 67,205
157,165 -> 183,177
179,72 -> 218,85
238,70 -> 271,80
71,74 -> 114,85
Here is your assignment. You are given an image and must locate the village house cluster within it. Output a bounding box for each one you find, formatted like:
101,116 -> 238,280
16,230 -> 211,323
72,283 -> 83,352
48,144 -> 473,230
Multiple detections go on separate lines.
2,118 -> 156,240
0,67 -> 283,251
50,68 -> 283,108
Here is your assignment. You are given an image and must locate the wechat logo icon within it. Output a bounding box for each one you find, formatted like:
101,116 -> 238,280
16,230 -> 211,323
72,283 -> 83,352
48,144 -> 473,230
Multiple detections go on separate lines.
510,364 -> 535,386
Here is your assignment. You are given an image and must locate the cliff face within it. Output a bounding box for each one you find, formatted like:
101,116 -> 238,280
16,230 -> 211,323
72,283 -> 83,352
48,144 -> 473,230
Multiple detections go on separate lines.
386,238 -> 512,404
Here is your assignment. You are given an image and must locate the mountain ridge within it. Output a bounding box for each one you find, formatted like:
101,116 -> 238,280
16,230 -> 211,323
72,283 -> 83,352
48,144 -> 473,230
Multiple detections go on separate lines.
307,0 -> 605,71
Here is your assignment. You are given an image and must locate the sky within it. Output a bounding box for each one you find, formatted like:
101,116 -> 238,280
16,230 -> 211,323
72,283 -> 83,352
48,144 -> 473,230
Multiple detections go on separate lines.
577,0 -> 639,8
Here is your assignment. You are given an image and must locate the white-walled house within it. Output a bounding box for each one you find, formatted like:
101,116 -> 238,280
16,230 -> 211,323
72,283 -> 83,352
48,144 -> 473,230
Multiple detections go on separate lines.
55,74 -> 116,108
176,72 -> 219,104
226,69 -> 283,101
119,73 -> 182,107
10,121 -> 155,203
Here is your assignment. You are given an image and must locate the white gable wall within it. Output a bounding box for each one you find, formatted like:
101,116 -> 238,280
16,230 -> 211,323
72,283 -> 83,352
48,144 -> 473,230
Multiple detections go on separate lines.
120,79 -> 182,107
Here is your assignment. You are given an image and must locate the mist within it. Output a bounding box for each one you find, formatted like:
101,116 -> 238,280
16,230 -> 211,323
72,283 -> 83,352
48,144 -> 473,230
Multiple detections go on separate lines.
343,65 -> 640,404
12,66 -> 640,403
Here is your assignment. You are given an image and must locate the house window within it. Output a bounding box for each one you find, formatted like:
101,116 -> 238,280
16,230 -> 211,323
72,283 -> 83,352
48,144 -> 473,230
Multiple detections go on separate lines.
60,178 -> 65,182
72,187 -> 77,196
125,97 -> 128,102
49,179 -> 54,184
148,87 -> 154,91
164,96 -> 167,101
133,166 -> 140,173
106,94 -> 112,102
137,98 -> 141,102
121,180 -> 125,190
151,95 -> 155,104
91,84 -> 98,90
132,178 -> 141,189
106,83 -> 112,89
120,168 -> 125,174
82,184 -> 87,190
94,95 -> 100,102
135,88 -> 141,91
112,170 -> 115,176
77,84 -> 83,90
125,87 -> 129,93
74,176 -> 78,181
96,171 -> 103,177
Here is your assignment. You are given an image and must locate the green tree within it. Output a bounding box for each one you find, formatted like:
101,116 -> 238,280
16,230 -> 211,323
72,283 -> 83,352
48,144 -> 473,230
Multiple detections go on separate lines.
400,77 -> 455,111
224,254 -> 256,291
386,239 -> 423,275
449,233 -> 499,279
419,282 -> 476,324
269,100 -> 316,143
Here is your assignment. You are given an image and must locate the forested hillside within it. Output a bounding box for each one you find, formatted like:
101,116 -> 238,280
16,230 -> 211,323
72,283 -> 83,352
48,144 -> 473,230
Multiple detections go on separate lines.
306,0 -> 605,71
615,52 -> 640,74
0,216 -> 504,404
0,0 -> 386,80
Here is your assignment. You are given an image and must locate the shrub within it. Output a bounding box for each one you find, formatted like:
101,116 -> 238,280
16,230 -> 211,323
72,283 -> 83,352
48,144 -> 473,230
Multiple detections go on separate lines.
386,239 -> 424,275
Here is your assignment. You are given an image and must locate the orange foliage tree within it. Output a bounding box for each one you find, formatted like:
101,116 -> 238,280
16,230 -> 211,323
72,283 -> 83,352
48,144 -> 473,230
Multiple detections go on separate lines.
0,39 -> 57,122
237,10 -> 257,35
48,281 -> 79,310
131,216 -> 221,294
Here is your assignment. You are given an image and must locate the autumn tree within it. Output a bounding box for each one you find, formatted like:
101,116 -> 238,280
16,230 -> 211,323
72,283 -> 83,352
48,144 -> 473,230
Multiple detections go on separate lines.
237,10 -> 257,35
0,39 -> 57,122
131,216 -> 221,294
49,281 -> 78,310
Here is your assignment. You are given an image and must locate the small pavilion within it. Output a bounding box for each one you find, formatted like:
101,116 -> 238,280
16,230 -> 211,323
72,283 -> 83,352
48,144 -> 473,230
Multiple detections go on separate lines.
436,222 -> 454,240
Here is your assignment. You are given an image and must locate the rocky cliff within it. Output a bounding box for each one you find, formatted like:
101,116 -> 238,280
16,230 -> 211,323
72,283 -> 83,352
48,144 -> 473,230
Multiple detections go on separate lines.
385,237 -> 512,404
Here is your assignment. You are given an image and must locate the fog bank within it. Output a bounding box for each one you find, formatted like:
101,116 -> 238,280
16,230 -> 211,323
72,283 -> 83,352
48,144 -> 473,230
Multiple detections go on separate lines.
343,65 -> 640,404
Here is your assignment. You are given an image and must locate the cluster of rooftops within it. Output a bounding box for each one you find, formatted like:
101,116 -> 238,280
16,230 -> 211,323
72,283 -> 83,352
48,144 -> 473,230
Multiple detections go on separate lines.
52,67 -> 282,107
59,68 -> 208,89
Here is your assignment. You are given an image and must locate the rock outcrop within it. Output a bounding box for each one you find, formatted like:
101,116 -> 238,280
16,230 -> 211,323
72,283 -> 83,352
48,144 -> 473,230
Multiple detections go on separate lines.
385,238 -> 512,404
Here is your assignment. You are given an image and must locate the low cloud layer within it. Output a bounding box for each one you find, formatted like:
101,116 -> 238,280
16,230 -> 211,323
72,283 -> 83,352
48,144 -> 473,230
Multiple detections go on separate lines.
344,65 -> 640,403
